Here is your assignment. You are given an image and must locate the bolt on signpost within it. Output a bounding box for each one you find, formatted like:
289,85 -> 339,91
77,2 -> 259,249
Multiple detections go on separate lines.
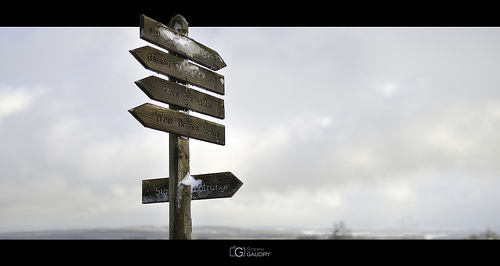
129,14 -> 242,239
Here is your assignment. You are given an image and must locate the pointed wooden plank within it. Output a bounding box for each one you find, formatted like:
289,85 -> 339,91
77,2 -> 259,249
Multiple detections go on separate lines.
135,75 -> 224,119
142,172 -> 243,204
140,14 -> 226,71
129,103 -> 225,145
130,45 -> 225,95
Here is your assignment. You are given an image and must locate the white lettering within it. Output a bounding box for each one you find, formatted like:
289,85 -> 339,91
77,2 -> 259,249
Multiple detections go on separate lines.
155,187 -> 168,197
192,182 -> 230,194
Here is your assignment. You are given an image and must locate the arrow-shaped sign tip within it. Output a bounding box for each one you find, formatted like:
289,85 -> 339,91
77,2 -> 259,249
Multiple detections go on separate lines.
133,80 -> 155,100
128,105 -> 148,128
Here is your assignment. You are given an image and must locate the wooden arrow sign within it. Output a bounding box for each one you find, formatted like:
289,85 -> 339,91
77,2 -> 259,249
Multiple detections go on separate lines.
140,14 -> 226,71
135,75 -> 224,119
129,103 -> 225,145
142,172 -> 243,204
130,46 -> 225,95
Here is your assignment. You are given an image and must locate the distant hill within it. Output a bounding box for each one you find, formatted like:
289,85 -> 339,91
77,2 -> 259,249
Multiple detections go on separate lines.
0,226 -> 169,239
0,226 -> 300,239
0,226 -> 487,239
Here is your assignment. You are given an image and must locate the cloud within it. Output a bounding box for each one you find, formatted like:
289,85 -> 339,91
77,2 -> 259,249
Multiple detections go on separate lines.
0,27 -> 165,231
1,27 -> 500,233
188,27 -> 500,230
0,85 -> 47,123
375,82 -> 399,97
0,89 -> 32,119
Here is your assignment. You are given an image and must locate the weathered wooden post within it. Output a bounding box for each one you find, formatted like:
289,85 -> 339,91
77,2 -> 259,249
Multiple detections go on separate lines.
167,14 -> 191,240
129,14 -> 241,240
169,124 -> 191,239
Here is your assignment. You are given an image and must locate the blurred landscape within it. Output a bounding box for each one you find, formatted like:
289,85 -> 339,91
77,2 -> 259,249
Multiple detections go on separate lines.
0,226 -> 496,239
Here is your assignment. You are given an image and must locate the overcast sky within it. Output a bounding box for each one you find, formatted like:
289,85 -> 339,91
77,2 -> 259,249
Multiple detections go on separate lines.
1,26 -> 500,233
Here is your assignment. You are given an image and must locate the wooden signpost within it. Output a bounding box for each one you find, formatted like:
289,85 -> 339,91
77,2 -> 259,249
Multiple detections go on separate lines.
139,14 -> 226,71
142,172 -> 243,204
129,103 -> 225,145
128,14 -> 241,240
130,45 -> 225,95
135,75 -> 225,119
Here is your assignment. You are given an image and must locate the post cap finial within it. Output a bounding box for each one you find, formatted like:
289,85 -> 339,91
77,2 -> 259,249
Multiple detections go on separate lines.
169,14 -> 189,36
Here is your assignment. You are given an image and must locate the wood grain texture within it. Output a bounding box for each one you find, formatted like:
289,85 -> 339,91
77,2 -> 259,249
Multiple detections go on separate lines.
135,75 -> 224,119
140,14 -> 226,71
130,45 -> 224,95
129,103 -> 225,145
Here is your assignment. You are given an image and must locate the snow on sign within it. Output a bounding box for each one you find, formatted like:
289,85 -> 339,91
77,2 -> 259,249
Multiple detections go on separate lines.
142,172 -> 243,204
130,45 -> 225,95
140,14 -> 226,71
